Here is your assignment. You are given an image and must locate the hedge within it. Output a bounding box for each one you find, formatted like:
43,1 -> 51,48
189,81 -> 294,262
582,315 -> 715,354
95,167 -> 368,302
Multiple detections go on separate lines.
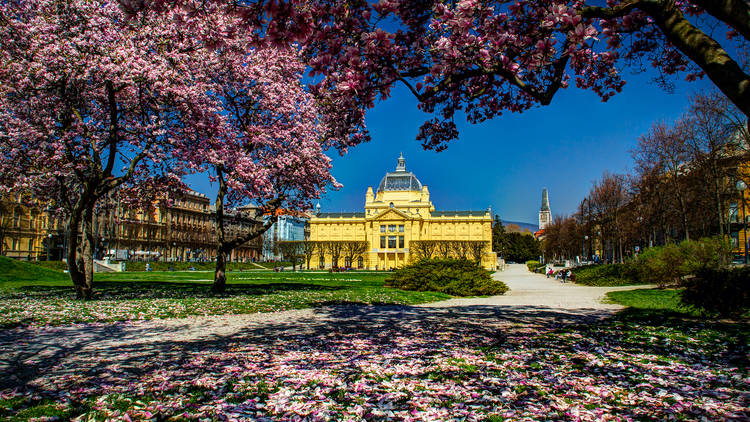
385,259 -> 508,296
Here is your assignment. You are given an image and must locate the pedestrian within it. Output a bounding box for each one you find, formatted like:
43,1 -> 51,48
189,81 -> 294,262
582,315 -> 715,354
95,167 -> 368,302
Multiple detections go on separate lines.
566,269 -> 572,282
546,268 -> 551,278
562,270 -> 567,283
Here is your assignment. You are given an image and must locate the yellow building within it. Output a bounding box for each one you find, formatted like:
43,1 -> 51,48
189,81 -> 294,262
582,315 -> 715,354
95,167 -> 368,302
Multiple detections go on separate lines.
310,155 -> 497,270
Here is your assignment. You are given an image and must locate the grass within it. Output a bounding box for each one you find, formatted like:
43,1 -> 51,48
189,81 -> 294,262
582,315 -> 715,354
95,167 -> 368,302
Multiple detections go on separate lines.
0,256 -> 69,286
605,288 -> 695,315
0,257 -> 450,328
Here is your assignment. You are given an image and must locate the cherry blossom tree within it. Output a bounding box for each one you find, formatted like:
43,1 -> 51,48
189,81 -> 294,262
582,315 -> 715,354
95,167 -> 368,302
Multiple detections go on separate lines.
0,0 -> 220,298
301,0 -> 750,151
179,43 -> 338,293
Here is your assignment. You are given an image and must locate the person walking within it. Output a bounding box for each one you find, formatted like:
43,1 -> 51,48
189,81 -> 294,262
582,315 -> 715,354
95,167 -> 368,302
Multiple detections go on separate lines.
561,270 -> 567,283
566,269 -> 572,282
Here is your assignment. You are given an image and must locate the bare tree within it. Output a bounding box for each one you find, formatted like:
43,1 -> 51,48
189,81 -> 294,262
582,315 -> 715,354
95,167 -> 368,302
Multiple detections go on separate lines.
468,241 -> 488,263
589,172 -> 629,263
325,241 -> 344,269
410,240 -> 437,260
685,91 -> 746,236
302,240 -> 317,270
341,240 -> 368,269
278,241 -> 303,271
633,120 -> 692,240
435,240 -> 454,259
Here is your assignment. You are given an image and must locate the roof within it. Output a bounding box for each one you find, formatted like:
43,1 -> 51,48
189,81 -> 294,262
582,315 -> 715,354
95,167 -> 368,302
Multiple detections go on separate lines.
431,211 -> 488,217
315,212 -> 366,218
377,154 -> 423,192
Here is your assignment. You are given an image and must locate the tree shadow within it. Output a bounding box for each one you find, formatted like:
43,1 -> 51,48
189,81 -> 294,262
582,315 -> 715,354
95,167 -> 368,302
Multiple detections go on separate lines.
0,304 -> 747,420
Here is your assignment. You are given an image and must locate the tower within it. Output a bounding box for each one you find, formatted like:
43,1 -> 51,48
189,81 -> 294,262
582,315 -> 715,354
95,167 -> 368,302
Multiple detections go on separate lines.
539,188 -> 551,230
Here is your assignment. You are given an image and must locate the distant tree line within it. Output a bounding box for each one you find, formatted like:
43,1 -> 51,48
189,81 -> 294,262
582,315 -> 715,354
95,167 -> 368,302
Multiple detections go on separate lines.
543,91 -> 749,263
491,216 -> 542,263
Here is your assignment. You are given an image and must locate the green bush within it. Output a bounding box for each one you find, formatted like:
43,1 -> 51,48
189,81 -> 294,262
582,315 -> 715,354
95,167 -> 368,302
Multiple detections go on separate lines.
680,267 -> 750,318
525,260 -> 543,272
385,259 -> 508,296
573,263 -> 643,286
634,237 -> 731,288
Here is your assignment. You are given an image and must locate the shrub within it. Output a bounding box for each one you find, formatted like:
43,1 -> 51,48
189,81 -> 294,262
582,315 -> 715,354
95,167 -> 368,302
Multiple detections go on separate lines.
573,263 -> 643,286
525,260 -> 543,272
634,237 -> 732,288
385,259 -> 508,296
680,267 -> 750,318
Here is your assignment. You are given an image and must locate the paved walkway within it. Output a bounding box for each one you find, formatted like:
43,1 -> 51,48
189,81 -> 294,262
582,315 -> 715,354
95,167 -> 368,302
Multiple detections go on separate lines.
423,263 -> 646,310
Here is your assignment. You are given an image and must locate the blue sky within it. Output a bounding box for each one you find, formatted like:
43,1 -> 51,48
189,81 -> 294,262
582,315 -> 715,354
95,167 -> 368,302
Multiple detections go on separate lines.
314,72 -> 711,224
187,71 -> 712,225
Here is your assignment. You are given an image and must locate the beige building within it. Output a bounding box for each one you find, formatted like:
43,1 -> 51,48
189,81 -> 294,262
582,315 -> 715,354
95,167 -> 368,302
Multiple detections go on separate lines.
0,189 -> 263,263
310,155 -> 497,270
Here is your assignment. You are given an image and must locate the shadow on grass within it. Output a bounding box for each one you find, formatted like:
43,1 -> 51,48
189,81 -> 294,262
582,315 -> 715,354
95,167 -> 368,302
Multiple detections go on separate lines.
0,304 -> 748,419
4,281 -> 344,300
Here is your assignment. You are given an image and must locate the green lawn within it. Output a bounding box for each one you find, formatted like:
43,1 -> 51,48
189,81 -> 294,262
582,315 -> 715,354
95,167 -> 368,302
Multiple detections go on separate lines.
606,288 -> 687,313
0,257 -> 450,328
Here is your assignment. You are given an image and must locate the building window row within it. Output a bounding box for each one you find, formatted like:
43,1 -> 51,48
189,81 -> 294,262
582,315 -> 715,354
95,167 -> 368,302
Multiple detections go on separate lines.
380,224 -> 405,233
380,235 -> 405,249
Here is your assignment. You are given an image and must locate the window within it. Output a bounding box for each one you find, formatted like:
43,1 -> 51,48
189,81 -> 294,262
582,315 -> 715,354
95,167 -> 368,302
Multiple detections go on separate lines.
28,239 -> 33,252
380,236 -> 386,248
11,238 -> 18,250
319,255 -> 325,268
388,236 -> 397,248
399,225 -> 404,232
380,225 -> 386,233
399,236 -> 404,248
730,203 -> 739,223
357,256 -> 364,269
388,224 -> 396,232
389,202 -> 394,208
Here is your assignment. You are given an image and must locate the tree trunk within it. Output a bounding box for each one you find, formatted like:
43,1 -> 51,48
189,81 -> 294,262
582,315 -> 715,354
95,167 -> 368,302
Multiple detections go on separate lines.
66,202 -> 87,298
212,166 -> 228,294
213,247 -> 228,294
80,205 -> 95,299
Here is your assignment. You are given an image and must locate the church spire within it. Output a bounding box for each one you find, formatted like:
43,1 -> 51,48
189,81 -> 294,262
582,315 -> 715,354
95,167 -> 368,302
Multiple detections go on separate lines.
541,188 -> 550,211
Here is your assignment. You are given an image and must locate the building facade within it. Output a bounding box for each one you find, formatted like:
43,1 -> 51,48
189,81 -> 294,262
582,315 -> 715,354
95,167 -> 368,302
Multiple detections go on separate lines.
309,155 -> 497,270
262,211 -> 309,261
0,189 -> 263,262
0,194 -> 64,260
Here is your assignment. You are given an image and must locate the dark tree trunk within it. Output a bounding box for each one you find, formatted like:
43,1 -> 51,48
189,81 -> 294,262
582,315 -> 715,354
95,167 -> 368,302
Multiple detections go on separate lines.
213,247 -> 228,294
80,205 -> 95,300
66,200 -> 87,298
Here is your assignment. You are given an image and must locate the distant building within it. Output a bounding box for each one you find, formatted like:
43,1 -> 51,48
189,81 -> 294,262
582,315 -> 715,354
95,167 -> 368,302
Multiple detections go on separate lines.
538,188 -> 552,230
309,154 -> 496,270
0,189 -> 264,262
262,210 -> 309,261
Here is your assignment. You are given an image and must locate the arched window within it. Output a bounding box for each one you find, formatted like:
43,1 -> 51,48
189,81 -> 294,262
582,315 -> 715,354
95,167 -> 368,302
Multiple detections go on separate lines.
389,202 -> 394,208
357,256 -> 364,269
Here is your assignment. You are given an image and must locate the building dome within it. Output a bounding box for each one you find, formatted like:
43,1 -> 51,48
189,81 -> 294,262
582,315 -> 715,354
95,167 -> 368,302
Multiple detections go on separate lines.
377,154 -> 423,192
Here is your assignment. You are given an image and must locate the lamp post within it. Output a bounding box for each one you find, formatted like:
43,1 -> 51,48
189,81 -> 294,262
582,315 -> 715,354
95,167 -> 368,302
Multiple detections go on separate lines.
46,233 -> 52,261
736,180 -> 748,264
583,235 -> 589,262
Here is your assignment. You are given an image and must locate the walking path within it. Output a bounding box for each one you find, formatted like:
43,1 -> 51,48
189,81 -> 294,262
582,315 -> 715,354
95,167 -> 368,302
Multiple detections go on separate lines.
423,263 -> 646,310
